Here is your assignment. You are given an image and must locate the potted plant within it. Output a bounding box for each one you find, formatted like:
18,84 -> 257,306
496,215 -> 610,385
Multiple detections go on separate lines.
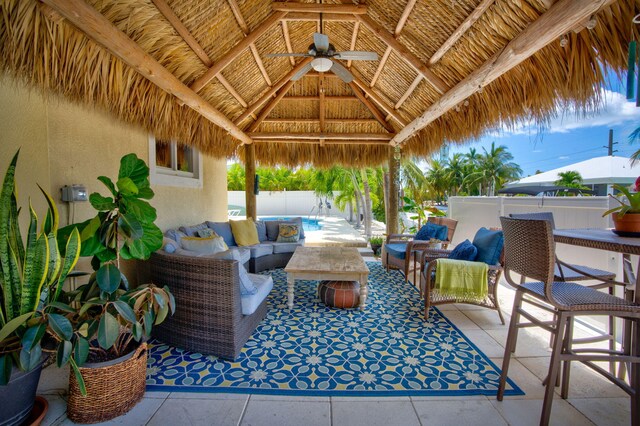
54,153 -> 174,423
0,151 -> 81,426
603,184 -> 640,235
369,235 -> 384,256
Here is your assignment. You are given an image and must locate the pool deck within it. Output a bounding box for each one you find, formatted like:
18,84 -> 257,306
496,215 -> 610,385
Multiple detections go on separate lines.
300,216 -> 368,247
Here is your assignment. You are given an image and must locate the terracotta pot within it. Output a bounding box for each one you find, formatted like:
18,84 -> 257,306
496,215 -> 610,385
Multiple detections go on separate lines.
612,212 -> 640,234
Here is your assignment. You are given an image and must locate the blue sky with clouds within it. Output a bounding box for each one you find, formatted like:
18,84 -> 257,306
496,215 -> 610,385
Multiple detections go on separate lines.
448,76 -> 640,177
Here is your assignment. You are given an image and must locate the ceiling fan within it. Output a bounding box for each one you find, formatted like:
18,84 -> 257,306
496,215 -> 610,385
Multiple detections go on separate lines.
266,32 -> 378,83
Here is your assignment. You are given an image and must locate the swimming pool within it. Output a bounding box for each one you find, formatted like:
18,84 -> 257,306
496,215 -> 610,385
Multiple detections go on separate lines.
260,217 -> 323,231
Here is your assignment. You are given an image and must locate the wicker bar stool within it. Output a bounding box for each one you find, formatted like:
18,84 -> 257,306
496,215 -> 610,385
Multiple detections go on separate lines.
497,217 -> 640,426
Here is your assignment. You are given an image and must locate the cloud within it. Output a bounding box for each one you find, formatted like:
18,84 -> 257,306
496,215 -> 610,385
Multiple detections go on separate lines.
501,89 -> 640,136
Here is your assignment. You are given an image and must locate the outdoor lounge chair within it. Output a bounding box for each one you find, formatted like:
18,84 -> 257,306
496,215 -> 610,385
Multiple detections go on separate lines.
497,217 -> 640,426
385,217 -> 458,283
419,227 -> 505,324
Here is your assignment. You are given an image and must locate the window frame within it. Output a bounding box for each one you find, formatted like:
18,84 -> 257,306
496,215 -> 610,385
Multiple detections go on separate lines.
149,135 -> 203,188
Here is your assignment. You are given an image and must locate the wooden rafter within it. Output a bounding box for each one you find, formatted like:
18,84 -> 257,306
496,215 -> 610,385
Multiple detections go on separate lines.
227,0 -> 272,86
347,21 -> 360,68
253,139 -> 390,145
249,132 -> 393,140
280,21 -> 295,66
42,0 -> 252,144
272,3 -> 367,14
280,12 -> 357,22
393,0 -> 617,146
357,14 -> 447,94
281,95 -> 357,100
351,76 -> 408,127
263,118 -> 379,124
393,74 -> 422,111
190,11 -> 286,93
150,0 -> 248,108
234,57 -> 314,125
370,48 -> 392,88
429,0 -> 496,65
248,80 -> 295,132
349,82 -> 396,133
319,73 -> 326,133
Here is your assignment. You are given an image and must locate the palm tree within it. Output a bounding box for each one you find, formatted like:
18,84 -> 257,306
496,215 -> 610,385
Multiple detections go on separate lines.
555,170 -> 585,188
629,126 -> 640,164
476,142 -> 522,196
445,153 -> 465,196
424,159 -> 450,202
227,163 -> 245,190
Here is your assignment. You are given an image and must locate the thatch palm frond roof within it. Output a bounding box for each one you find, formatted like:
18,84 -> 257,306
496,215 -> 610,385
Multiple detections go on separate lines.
0,0 -> 638,167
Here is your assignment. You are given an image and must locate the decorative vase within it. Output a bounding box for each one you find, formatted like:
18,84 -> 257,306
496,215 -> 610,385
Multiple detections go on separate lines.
612,213 -> 640,235
67,343 -> 147,424
0,360 -> 44,426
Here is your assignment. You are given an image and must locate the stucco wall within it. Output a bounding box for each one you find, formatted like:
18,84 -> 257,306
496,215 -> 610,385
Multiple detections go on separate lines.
0,74 -> 228,279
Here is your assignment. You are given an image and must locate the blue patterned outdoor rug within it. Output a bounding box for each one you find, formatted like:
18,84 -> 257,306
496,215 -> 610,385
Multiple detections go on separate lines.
146,262 -> 523,396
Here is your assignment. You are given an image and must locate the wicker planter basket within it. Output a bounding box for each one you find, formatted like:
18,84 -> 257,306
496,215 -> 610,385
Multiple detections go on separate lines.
67,343 -> 147,424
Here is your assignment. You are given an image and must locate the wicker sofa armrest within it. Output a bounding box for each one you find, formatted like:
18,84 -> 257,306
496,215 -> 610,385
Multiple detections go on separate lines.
386,233 -> 415,243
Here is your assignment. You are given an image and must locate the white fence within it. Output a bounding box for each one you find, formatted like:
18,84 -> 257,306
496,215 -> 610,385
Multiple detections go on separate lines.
228,191 -> 351,219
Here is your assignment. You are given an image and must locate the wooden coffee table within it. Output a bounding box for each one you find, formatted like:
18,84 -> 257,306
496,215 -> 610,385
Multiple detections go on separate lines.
284,247 -> 370,310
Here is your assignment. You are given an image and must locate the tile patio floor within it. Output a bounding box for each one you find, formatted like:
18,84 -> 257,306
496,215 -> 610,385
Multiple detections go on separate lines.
36,253 -> 631,426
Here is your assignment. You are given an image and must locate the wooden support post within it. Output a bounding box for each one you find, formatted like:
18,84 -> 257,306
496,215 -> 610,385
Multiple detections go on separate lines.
245,143 -> 257,221
387,149 -> 399,235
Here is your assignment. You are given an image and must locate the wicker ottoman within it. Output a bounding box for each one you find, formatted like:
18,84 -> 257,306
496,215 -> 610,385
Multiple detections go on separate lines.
318,280 -> 360,309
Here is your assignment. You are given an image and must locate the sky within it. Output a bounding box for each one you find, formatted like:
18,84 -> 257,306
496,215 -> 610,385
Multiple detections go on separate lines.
448,75 -> 640,178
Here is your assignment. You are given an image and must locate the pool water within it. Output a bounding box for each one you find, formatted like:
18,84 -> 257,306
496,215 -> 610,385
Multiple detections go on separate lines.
260,217 -> 322,231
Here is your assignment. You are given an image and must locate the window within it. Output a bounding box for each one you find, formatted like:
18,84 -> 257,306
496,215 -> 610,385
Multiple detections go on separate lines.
149,135 -> 203,188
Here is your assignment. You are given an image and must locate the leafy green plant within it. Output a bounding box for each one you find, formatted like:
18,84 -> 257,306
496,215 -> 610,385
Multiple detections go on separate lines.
602,184 -> 640,217
368,235 -> 384,246
54,153 -> 173,395
401,196 -> 446,233
0,151 -> 81,384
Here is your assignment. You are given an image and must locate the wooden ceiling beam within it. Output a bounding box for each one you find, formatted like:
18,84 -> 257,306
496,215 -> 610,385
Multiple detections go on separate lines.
280,21 -> 296,66
347,21 -> 360,68
357,14 -> 448,94
249,132 -> 393,140
281,95 -> 357,100
263,118 -> 379,124
150,0 -> 248,108
394,74 -> 422,110
253,139 -> 390,145
305,72 -> 341,78
349,82 -> 396,133
227,0 -> 272,86
395,0 -> 418,35
351,76 -> 408,127
280,12 -> 357,22
319,73 -> 326,133
248,80 -> 295,132
234,57 -> 314,125
272,3 -> 367,14
429,0 -> 496,65
370,47 -> 392,88
42,0 -> 252,145
393,0 -> 617,146
190,11 -> 286,93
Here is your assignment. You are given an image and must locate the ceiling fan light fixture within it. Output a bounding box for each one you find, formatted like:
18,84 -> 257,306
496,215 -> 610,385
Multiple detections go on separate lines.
311,57 -> 333,72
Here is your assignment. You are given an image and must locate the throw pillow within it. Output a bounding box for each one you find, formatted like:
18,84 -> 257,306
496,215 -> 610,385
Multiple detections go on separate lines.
415,222 -> 448,241
164,229 -> 187,245
277,223 -> 300,242
197,228 -> 218,238
265,217 -> 305,241
162,237 -> 177,254
255,220 -> 268,242
206,221 -> 237,247
230,219 -> 260,246
179,222 -> 209,237
472,228 -> 504,265
181,236 -> 228,254
448,239 -> 477,261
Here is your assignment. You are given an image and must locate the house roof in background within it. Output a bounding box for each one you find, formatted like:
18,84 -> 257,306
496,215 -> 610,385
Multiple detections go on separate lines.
507,156 -> 640,187
0,0 -> 636,166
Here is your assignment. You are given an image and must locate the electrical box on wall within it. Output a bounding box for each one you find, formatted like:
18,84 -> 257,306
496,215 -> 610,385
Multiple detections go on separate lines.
61,185 -> 88,202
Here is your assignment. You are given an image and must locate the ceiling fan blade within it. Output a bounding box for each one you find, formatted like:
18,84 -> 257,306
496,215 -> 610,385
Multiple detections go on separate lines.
266,53 -> 313,58
330,61 -> 354,83
313,32 -> 330,52
291,62 -> 314,81
334,51 -> 378,61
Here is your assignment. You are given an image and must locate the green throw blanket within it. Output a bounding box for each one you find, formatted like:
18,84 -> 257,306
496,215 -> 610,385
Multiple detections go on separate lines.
434,258 -> 489,302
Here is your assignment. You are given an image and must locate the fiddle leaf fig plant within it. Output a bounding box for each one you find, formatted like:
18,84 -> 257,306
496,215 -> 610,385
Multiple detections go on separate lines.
602,184 -> 640,217
0,150 -> 81,385
55,153 -> 173,395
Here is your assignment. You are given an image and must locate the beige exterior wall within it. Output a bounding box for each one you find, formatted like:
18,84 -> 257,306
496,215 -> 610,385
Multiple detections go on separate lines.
0,74 -> 228,278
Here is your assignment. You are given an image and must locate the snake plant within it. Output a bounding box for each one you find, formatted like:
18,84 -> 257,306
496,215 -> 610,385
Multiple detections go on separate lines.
0,150 -> 81,385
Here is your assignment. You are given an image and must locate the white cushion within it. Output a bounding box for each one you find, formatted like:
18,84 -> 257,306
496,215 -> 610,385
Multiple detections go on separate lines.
241,274 -> 273,315
180,236 -> 227,255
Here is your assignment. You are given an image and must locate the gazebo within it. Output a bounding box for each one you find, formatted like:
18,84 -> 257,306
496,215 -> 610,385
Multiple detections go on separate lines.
0,0 -> 637,234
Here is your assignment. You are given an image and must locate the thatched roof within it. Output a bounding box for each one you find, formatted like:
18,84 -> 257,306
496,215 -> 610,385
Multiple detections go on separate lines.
0,0 -> 638,167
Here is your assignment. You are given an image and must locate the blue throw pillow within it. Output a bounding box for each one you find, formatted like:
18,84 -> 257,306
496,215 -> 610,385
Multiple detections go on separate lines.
255,220 -> 268,242
415,222 -> 448,241
206,221 -> 237,247
472,228 -> 504,265
448,239 -> 477,261
179,222 -> 209,237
